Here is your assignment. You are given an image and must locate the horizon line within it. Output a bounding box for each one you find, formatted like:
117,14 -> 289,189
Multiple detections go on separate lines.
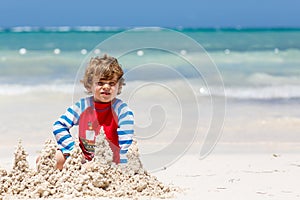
1,25 -> 300,33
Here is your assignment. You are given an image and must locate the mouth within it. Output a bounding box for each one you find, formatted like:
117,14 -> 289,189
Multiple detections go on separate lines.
101,91 -> 111,96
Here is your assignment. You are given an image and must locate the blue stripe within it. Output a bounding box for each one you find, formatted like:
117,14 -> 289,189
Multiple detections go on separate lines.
61,148 -> 72,154
119,111 -> 134,121
88,96 -> 93,106
67,107 -> 80,120
119,140 -> 133,145
81,98 -> 86,112
53,127 -> 69,135
57,134 -> 72,145
53,121 -> 64,126
118,130 -> 134,135
120,149 -> 128,154
119,120 -> 134,126
75,102 -> 80,108
117,103 -> 127,116
61,115 -> 74,126
112,98 -> 121,110
120,159 -> 128,164
64,141 -> 75,151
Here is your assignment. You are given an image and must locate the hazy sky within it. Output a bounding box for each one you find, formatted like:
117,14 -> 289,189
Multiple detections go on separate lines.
0,0 -> 299,28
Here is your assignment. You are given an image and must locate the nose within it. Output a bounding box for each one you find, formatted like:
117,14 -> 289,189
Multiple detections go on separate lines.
102,83 -> 111,89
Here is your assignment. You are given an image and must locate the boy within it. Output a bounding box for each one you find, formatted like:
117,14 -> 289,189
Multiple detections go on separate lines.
53,54 -> 134,169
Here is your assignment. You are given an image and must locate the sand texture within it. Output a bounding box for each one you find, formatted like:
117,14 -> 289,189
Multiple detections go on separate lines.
0,135 -> 179,200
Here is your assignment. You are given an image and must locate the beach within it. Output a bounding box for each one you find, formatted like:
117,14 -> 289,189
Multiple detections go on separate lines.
1,141 -> 300,200
1,27 -> 300,199
1,91 -> 300,199
156,153 -> 300,200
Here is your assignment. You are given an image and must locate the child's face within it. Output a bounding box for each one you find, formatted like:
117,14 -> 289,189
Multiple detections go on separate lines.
92,75 -> 120,103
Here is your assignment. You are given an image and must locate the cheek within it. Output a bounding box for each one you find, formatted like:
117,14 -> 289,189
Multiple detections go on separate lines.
91,85 -> 99,94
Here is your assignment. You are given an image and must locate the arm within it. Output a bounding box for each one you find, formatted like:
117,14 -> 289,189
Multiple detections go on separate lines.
53,98 -> 86,155
114,100 -> 134,164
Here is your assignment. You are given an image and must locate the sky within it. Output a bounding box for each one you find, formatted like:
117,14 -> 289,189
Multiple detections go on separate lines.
0,0 -> 300,28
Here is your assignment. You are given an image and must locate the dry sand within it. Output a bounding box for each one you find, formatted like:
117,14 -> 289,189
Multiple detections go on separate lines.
155,152 -> 300,200
1,133 -> 300,200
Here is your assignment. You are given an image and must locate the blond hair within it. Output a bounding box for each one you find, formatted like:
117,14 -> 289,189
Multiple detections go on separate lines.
81,54 -> 125,94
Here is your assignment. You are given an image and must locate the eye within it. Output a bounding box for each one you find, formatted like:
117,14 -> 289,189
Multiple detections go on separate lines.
96,81 -> 117,86
97,82 -> 104,86
109,82 -> 116,86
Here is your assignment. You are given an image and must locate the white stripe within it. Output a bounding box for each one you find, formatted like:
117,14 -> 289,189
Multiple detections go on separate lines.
119,143 -> 131,151
118,133 -> 134,141
62,137 -> 74,145
120,154 -> 127,160
65,111 -> 76,123
55,132 -> 65,142
119,115 -> 133,124
119,124 -> 133,130
113,98 -> 122,110
53,124 -> 66,131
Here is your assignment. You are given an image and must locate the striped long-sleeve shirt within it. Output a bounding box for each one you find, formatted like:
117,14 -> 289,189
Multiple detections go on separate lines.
53,96 -> 134,164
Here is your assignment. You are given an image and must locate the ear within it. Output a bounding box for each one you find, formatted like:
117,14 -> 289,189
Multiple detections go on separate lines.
85,83 -> 94,95
117,77 -> 125,95
117,82 -> 122,95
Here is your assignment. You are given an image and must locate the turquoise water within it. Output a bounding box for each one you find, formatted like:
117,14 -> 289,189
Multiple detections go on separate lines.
0,27 -> 300,100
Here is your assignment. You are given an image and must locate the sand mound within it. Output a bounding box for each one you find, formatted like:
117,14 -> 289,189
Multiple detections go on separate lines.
0,135 -> 179,200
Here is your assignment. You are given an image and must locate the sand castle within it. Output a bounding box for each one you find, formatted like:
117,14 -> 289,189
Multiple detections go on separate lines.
0,132 -> 178,199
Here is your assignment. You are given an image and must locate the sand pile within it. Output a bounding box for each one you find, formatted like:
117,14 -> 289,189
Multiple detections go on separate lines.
0,134 -> 179,200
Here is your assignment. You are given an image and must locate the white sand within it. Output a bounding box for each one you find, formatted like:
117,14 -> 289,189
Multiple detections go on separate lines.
154,153 -> 300,200
1,141 -> 300,200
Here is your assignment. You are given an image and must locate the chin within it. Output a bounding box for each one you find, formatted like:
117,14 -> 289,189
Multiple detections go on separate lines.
103,97 -> 114,102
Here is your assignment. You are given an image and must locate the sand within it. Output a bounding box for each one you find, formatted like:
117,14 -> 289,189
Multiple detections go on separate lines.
154,152 -> 300,200
1,141 -> 300,200
0,134 -> 179,200
1,140 -> 300,200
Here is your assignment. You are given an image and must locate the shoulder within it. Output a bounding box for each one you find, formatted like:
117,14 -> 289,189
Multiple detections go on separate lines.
112,98 -> 133,116
73,96 -> 93,112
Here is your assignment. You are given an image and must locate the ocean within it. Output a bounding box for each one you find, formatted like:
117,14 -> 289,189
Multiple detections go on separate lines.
1,27 -> 300,99
1,27 -> 300,170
